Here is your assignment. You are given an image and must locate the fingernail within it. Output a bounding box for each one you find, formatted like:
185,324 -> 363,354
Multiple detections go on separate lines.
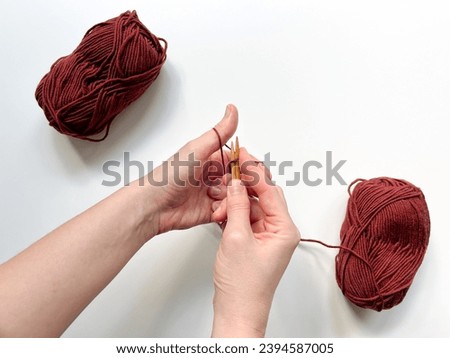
224,105 -> 230,117
212,201 -> 221,211
228,179 -> 244,195
210,186 -> 222,196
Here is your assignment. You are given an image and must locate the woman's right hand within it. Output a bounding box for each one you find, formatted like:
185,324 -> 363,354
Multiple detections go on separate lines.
209,149 -> 301,337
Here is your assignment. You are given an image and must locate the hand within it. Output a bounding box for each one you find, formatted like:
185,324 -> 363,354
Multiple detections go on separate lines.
210,150 -> 301,337
133,105 -> 238,236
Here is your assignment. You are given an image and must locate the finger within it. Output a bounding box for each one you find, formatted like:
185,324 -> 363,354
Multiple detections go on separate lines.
207,181 -> 227,200
238,148 -> 273,198
222,170 -> 264,202
220,173 -> 232,186
181,104 -> 238,162
204,156 -> 231,186
239,148 -> 273,180
241,160 -> 289,217
224,179 -> 252,235
248,197 -> 265,223
209,150 -> 231,170
211,177 -> 229,222
212,195 -> 264,225
240,173 -> 265,198
211,198 -> 227,223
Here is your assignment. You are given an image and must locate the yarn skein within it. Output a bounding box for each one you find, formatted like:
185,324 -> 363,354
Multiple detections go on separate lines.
335,177 -> 430,311
35,11 -> 167,141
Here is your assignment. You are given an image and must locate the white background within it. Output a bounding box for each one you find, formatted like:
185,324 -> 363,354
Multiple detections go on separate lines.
0,0 -> 449,337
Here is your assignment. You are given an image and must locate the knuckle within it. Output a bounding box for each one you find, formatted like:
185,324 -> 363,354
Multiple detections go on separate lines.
291,227 -> 302,245
225,230 -> 248,243
229,200 -> 249,213
183,140 -> 196,155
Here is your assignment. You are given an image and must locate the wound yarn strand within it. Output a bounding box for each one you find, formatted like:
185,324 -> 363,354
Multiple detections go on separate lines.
298,178 -> 430,311
335,177 -> 430,311
36,11 -> 167,141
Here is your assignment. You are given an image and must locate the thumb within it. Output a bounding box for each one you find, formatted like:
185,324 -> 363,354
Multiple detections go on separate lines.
225,179 -> 252,234
184,104 -> 238,161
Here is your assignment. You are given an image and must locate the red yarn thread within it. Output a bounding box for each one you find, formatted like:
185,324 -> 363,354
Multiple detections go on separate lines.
334,177 -> 430,311
35,11 -> 167,141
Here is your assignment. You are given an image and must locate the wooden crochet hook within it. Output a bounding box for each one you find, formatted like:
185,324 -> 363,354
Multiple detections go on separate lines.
230,136 -> 241,179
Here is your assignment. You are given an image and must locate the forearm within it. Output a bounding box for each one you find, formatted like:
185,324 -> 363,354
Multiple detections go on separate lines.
0,183 -> 158,337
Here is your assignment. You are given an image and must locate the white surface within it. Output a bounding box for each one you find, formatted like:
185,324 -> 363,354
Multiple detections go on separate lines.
0,0 -> 449,337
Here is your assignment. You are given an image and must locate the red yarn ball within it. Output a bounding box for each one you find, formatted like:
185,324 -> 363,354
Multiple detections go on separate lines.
35,11 -> 167,141
336,177 -> 430,311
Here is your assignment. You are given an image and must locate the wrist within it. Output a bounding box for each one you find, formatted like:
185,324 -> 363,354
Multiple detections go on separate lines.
212,294 -> 272,338
123,181 -> 161,243
212,313 -> 267,338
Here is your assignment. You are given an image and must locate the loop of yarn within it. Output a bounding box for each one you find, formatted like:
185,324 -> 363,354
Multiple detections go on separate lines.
336,177 -> 430,311
35,11 -> 167,141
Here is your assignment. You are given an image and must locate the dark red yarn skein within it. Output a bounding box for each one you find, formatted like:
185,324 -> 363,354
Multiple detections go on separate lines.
336,177 -> 430,311
35,11 -> 167,141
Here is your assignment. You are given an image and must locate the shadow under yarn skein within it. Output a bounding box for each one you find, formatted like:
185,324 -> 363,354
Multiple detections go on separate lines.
336,177 -> 430,311
36,10 -> 167,141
